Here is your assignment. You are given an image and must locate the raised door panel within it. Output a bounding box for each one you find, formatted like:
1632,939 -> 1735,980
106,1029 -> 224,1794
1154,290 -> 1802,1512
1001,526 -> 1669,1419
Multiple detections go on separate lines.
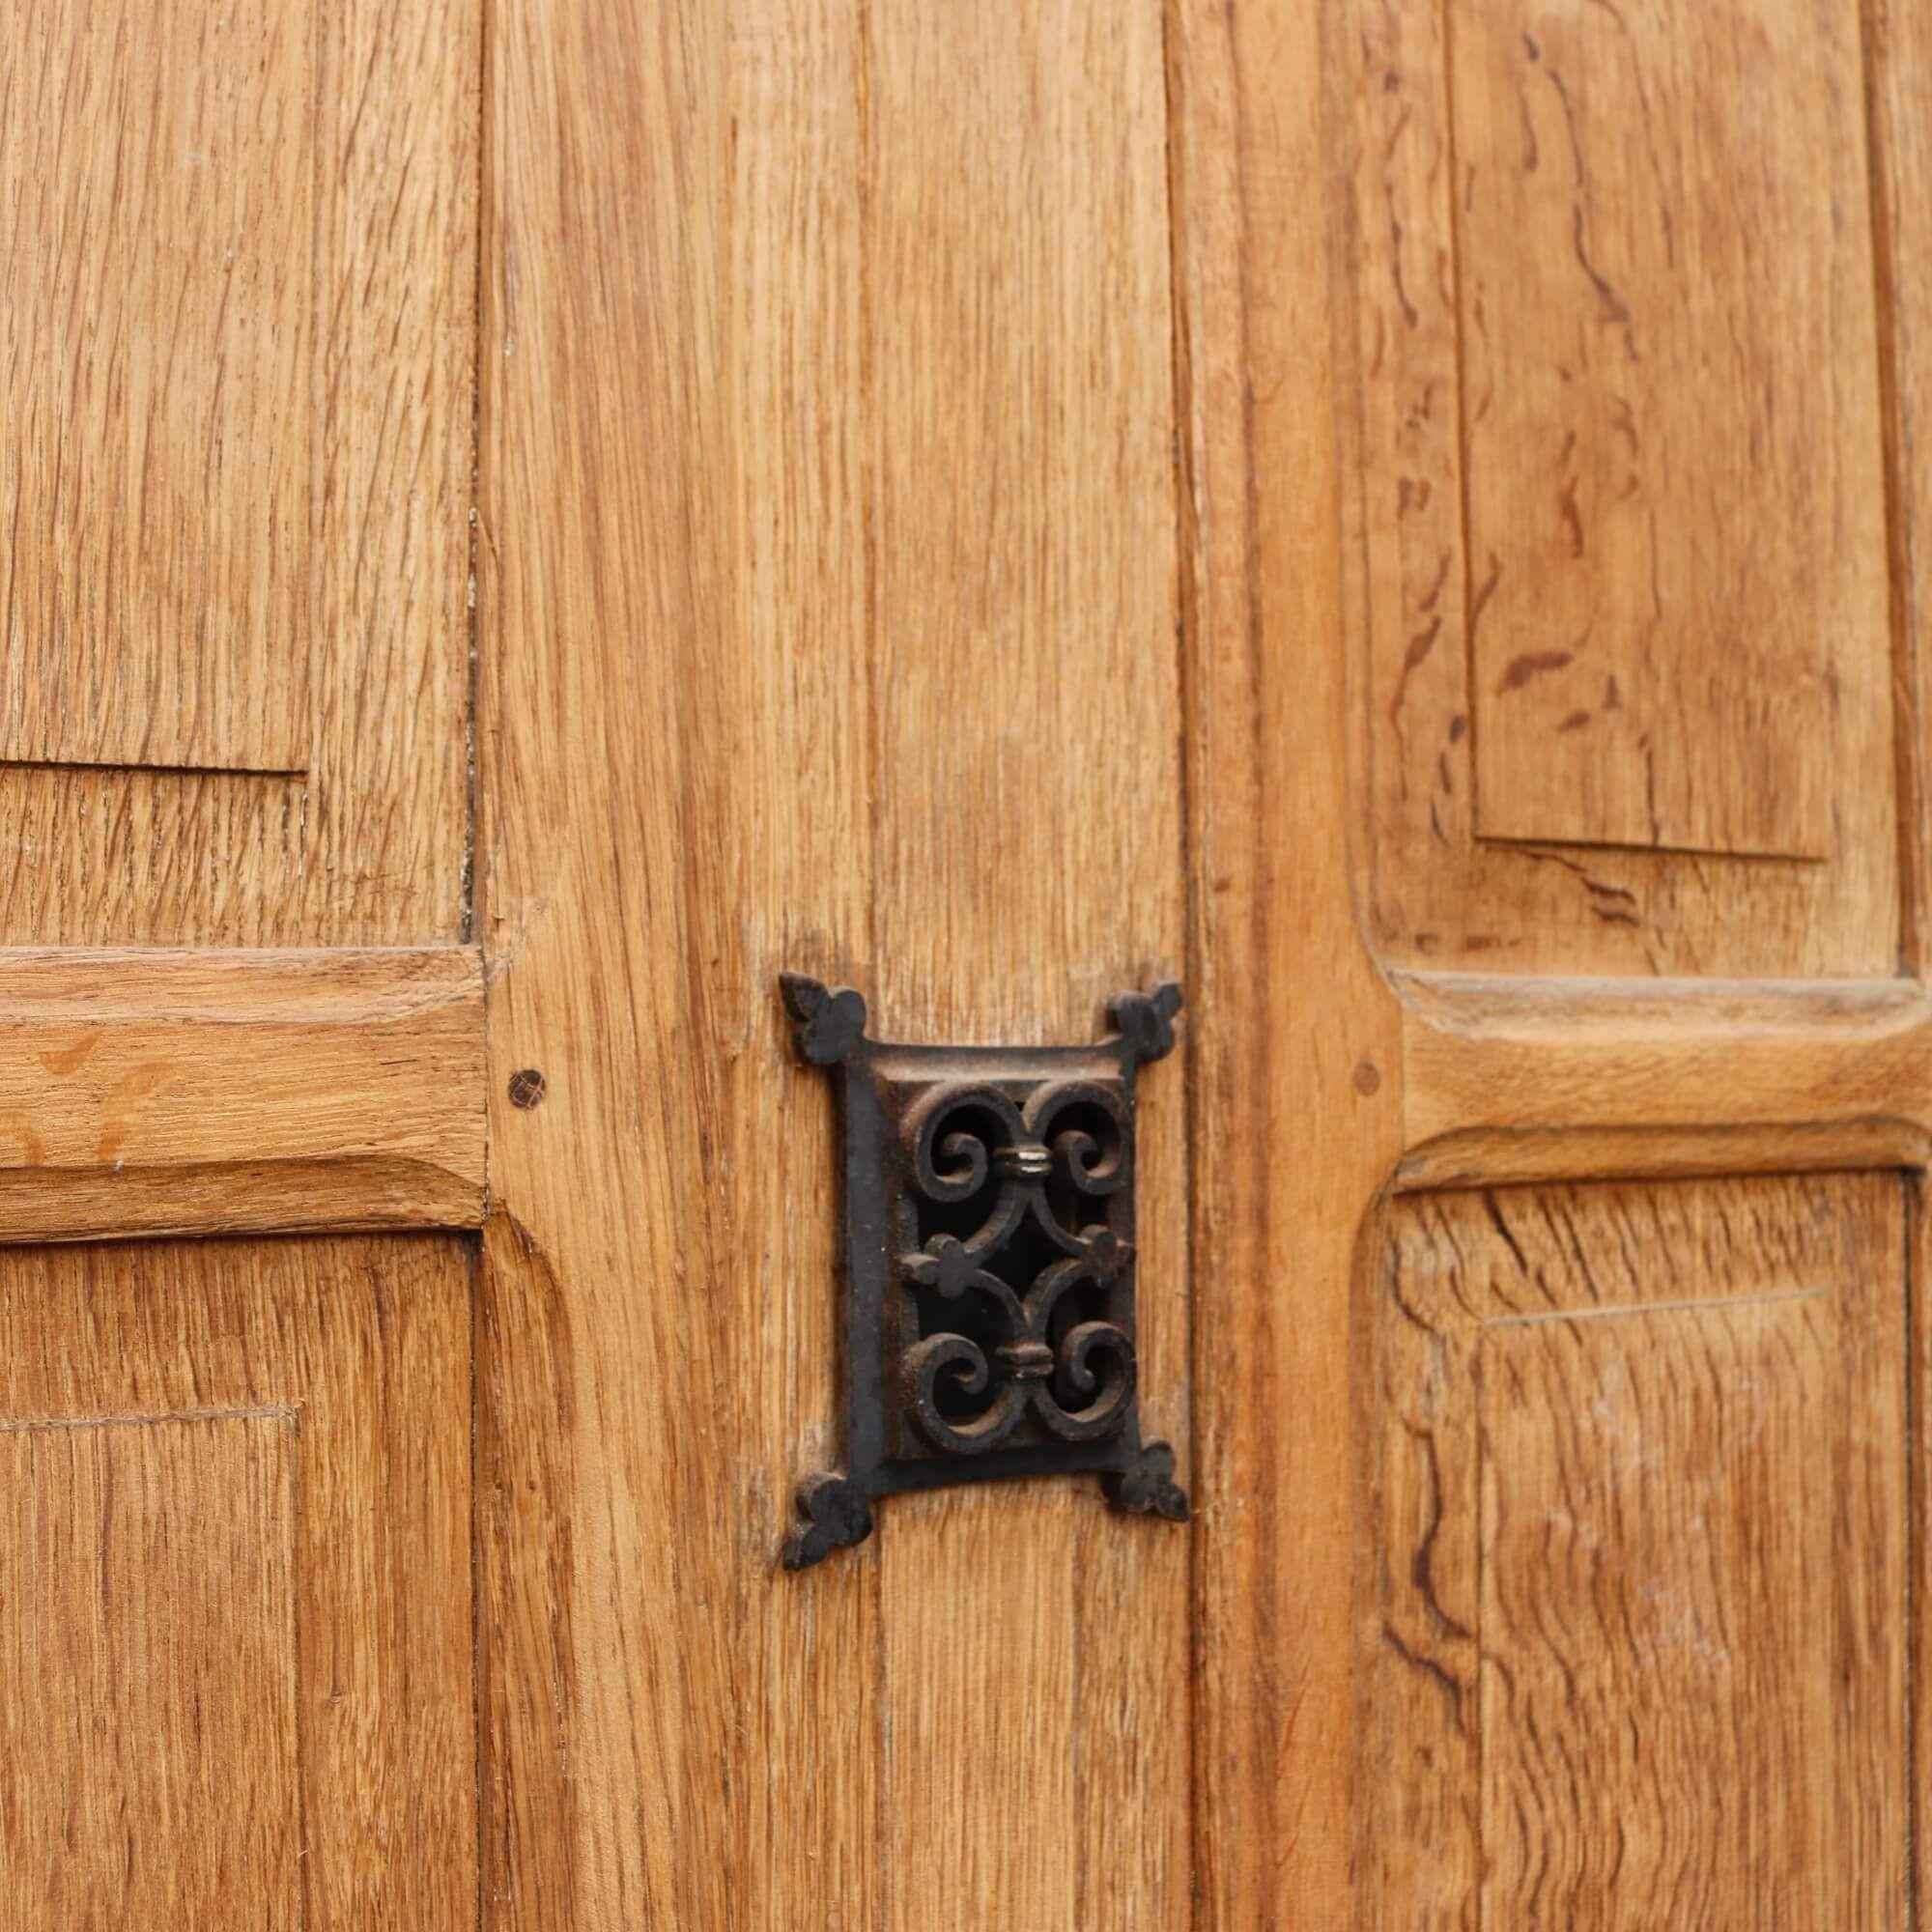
1455,0 -> 1884,862
1337,0 -> 1901,974
1363,1175 -> 1908,1928
0,0 -> 476,948
2,2 -> 311,777
3,1413 -> 300,1924
0,1234 -> 475,1926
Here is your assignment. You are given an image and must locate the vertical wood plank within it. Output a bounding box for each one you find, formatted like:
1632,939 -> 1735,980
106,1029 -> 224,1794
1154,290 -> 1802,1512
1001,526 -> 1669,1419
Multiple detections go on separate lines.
727,4 -> 882,1918
480,0 -> 880,1921
1172,0 -> 1407,1920
865,4 -> 1188,1924
481,0 -> 1189,1922
1870,0 -> 1932,967
306,0 -> 479,942
1916,1179 -> 1931,1927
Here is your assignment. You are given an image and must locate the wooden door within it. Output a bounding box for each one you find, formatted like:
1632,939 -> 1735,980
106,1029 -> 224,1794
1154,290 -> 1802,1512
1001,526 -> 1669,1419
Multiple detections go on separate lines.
6,1 -> 1929,1927
3,1 -> 485,1923
1203,0 -> 1932,1923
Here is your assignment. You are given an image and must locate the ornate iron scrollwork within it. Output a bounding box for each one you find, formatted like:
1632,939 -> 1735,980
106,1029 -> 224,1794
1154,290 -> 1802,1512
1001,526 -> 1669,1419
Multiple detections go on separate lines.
780,973 -> 1189,1568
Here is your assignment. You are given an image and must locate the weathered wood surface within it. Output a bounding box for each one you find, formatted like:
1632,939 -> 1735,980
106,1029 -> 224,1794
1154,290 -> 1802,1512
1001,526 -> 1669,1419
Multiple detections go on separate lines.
1337,0 -> 1899,977
1453,0 -> 1887,862
1365,1176 -> 1908,1929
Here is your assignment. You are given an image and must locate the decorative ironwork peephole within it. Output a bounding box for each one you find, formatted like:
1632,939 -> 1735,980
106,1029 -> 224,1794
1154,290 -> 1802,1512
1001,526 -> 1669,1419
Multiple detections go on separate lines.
780,973 -> 1189,1569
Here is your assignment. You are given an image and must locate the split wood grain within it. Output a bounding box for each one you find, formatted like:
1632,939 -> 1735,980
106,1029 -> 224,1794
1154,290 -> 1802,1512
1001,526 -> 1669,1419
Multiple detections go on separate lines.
1453,0 -> 1889,862
1365,1176 -> 1908,1928
0,946 -> 485,1240
0,1234 -> 476,1930
1332,0 -> 1899,976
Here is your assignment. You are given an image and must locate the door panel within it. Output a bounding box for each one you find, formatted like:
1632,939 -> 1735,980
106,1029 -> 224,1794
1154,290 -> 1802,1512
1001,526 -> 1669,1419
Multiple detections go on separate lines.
1365,1175 -> 1908,1928
0,1234 -> 476,1926
6,1412 -> 301,1925
1453,0 -> 1886,862
2,0 -> 314,777
1340,0 -> 1901,975
0,0 -> 475,948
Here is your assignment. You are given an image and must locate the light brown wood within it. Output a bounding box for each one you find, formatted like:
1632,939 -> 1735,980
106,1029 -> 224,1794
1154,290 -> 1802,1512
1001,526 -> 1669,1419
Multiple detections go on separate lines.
11,0 -> 1931,1922
1871,0 -> 1932,966
0,0 -> 476,948
1480,1298 -> 1894,1924
1365,1175 -> 1908,1929
1335,0 -> 1899,976
0,1233 -> 476,1927
1171,0 -> 1406,1919
866,7 -> 1189,1924
1454,0 -> 1889,861
475,1212 -> 577,1927
0,946 -> 484,1240
478,2 -> 1189,1924
1186,3 -> 1932,1922
1396,968 -> 1932,1186
3,1412 -> 300,1927
1916,1180 -> 1932,1926
2,3 -> 311,774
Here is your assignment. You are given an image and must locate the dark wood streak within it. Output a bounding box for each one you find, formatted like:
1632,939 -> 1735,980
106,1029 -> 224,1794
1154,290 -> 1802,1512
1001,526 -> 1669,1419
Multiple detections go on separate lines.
1362,1177 -> 1908,1930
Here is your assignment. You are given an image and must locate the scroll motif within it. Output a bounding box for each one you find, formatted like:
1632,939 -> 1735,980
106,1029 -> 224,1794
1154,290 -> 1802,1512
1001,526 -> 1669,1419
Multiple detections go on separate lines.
779,975 -> 1189,1568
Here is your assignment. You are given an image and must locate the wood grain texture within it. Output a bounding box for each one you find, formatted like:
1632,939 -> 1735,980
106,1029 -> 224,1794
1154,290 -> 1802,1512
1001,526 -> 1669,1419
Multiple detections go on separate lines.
0,946 -> 484,1240
2,1412 -> 300,1928
475,1213 -> 578,1928
1334,0 -> 1899,975
1,2 -> 311,774
1455,0 -> 1889,861
1171,0 -> 1407,1919
1871,0 -> 1932,967
478,1 -> 1188,1923
1480,1299 -> 1893,1925
1365,1175 -> 1908,1930
1917,1179 -> 1932,1926
0,1234 -> 476,1928
0,0 -> 476,947
866,7 -> 1189,1926
1396,969 -> 1932,1186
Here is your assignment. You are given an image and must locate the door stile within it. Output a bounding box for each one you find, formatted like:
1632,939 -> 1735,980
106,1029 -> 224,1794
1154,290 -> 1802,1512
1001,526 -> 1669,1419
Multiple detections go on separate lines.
1171,0 -> 1406,1920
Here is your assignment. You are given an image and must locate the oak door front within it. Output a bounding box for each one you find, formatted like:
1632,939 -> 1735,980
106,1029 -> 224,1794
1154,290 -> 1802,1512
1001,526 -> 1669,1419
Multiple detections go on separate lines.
5,1 -> 1927,1927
